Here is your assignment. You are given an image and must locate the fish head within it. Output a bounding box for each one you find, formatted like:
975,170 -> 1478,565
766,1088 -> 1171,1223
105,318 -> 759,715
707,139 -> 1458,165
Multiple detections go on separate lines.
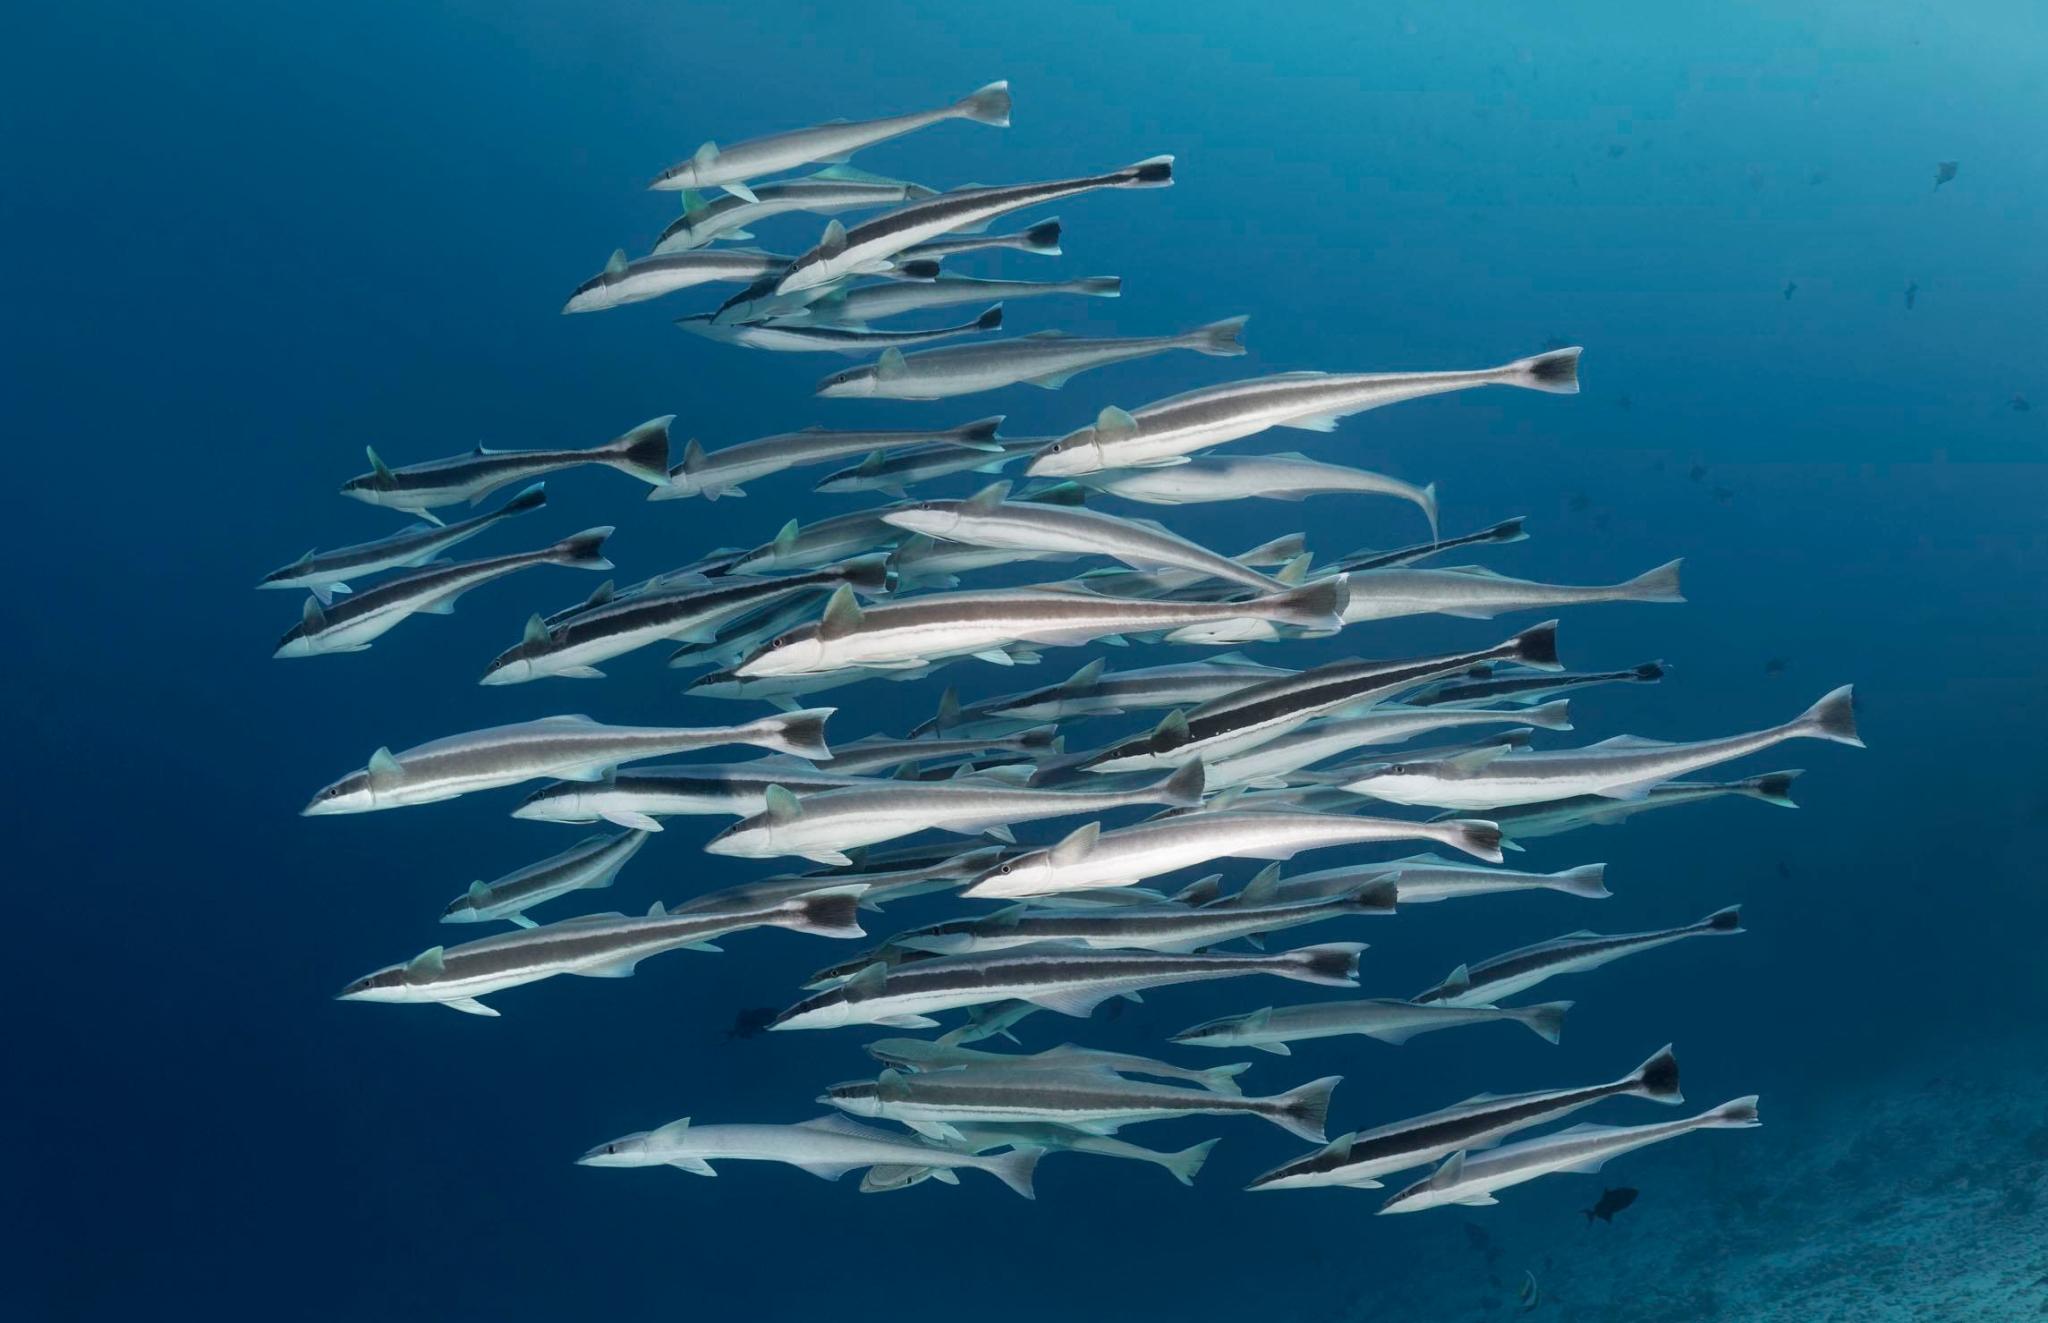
1167,1016 -> 1239,1048
1024,428 -> 1105,478
651,154 -> 702,189
879,502 -> 962,539
303,768 -> 376,815
702,819 -> 770,859
577,1131 -> 656,1167
734,626 -> 827,678
439,896 -> 482,924
818,1078 -> 884,1116
960,847 -> 1055,899
478,642 -> 541,686
560,274 -> 616,315
510,784 -> 582,823
336,964 -> 411,1004
775,247 -> 835,296
864,1037 -> 941,1069
815,364 -> 880,399
337,473 -> 393,505
1375,1175 -> 1448,1215
769,989 -> 853,1031
1338,759 -> 1452,806
271,625 -> 315,659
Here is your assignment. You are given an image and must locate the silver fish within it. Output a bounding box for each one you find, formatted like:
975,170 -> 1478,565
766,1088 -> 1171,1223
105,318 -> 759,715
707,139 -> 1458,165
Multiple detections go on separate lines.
258,483 -> 548,603
511,762 -> 886,831
785,274 -> 1120,326
1171,997 -> 1571,1055
1081,452 -> 1439,536
303,709 -> 834,814
891,880 -> 1395,956
652,167 -> 939,253
651,82 -> 1011,196
871,1123 -> 1215,1187
650,416 -> 1005,501
1220,855 -> 1611,906
440,830 -> 651,929
1477,770 -> 1801,846
814,435 -> 1049,498
676,303 -> 1003,354
1024,347 -> 1581,477
910,654 -> 1291,736
562,248 -> 794,313
816,316 -> 1246,401
1415,906 -> 1743,1007
273,527 -> 612,658
341,417 -> 671,518
863,1038 -> 1249,1095
1334,561 -> 1683,625
1204,702 -> 1573,789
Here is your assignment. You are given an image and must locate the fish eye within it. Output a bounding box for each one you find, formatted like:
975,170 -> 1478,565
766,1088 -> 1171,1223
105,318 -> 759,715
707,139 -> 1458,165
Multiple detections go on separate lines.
1047,442 -> 1064,453
605,1143 -> 616,1154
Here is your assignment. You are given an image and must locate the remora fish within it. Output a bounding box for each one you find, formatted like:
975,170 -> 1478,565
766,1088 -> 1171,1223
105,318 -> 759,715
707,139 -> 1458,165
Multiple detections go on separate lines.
651,81 -> 1012,196
339,887 -> 865,1016
705,763 -> 1206,864
687,662 -> 938,711
902,217 -> 1063,261
882,480 -> 1287,593
1204,701 -> 1573,789
1477,770 -> 1802,845
511,763 -> 886,831
1248,1046 -> 1683,1192
1411,660 -> 1664,707
274,527 -> 612,657
1415,906 -> 1744,1007
734,577 -> 1348,677
441,830 -> 651,929
824,1066 -> 1343,1143
562,248 -> 798,314
816,316 -> 1247,401
341,417 -> 672,519
1078,622 -> 1561,774
797,725 -> 1058,775
724,484 -> 1083,575
1327,517 -> 1530,573
480,555 -> 891,684
675,303 -> 1004,354
1379,1095 -> 1759,1214
1221,855 -> 1612,906
577,1113 -> 1042,1198
1081,452 -> 1439,535
815,435 -> 1048,497
776,155 -> 1172,295
909,654 -> 1291,736
650,416 -> 1005,501
785,274 -> 1121,326
875,1124 -> 1216,1187
771,941 -> 1367,1030
961,811 -> 1505,898
889,881 -> 1396,956
1172,997 -> 1571,1055
653,167 -> 939,253
303,709 -> 834,814
863,1038 -> 1250,1095
1024,347 -> 1582,477
259,483 -> 548,603
1343,686 -> 1861,808
1334,561 -> 1683,625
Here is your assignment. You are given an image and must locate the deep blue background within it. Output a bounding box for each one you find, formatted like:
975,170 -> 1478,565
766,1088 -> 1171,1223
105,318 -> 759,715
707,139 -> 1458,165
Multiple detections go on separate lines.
8,2 -> 2045,1318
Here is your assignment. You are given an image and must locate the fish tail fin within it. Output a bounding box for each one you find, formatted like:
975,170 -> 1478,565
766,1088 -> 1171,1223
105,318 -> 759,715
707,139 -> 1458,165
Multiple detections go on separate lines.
1704,1095 -> 1762,1128
1154,759 -> 1206,808
757,707 -> 835,760
1437,818 -> 1505,863
1163,1138 -> 1220,1186
1257,574 -> 1347,630
952,415 -> 1007,444
1021,218 -> 1063,254
974,303 -> 1005,332
1515,1000 -> 1573,1045
1184,315 -> 1249,356
1737,769 -> 1803,807
1269,1075 -> 1341,1143
1628,1043 -> 1684,1104
1486,515 -> 1528,544
1549,863 -> 1611,898
836,554 -> 895,595
1791,684 -> 1863,747
1499,346 -> 1582,394
955,79 -> 1012,127
780,888 -> 867,940
1075,276 -> 1122,297
1700,904 -> 1744,934
1506,619 -> 1562,670
551,526 -> 616,571
1417,481 -> 1441,542
1117,154 -> 1176,188
1279,941 -> 1366,988
498,482 -> 549,516
1524,699 -> 1574,731
1196,1063 -> 1252,1096
986,1145 -> 1042,1199
1634,660 -> 1667,682
607,415 -> 676,484
1619,557 -> 1685,603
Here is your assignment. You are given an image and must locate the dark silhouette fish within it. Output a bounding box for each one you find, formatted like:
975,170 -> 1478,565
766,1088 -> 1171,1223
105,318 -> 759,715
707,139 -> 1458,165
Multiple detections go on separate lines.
725,1006 -> 778,1040
1934,160 -> 1958,189
2012,395 -> 2032,413
1782,280 -> 1797,301
1765,657 -> 1788,676
1905,281 -> 1918,310
1583,1186 -> 1640,1223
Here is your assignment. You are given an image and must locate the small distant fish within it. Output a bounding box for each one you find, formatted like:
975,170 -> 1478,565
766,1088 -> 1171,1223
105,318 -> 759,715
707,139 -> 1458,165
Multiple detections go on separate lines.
1934,160 -> 1958,189
1688,462 -> 1708,482
1782,280 -> 1797,301
725,1006 -> 779,1040
1905,281 -> 1918,310
341,418 -> 672,518
1712,486 -> 1734,504
1777,861 -> 1792,879
2012,394 -> 2032,413
1614,392 -> 1632,412
817,317 -> 1247,401
1765,657 -> 1788,676
1606,143 -> 1627,158
1518,1270 -> 1541,1310
1807,167 -> 1829,186
1583,1186 -> 1639,1223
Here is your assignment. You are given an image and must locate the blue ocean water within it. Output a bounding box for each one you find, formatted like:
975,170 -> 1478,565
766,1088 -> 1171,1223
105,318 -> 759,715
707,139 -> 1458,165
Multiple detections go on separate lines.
10,2 -> 2047,1318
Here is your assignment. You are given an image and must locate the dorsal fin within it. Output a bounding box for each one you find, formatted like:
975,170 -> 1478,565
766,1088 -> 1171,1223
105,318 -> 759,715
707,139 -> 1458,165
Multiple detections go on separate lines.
406,946 -> 446,976
874,348 -> 908,380
963,480 -> 1011,512
1151,709 -> 1189,750
693,141 -> 719,166
1049,821 -> 1100,865
772,518 -> 800,552
522,613 -> 551,646
366,748 -> 403,786
1239,862 -> 1283,905
603,249 -> 629,277
818,219 -> 848,256
301,597 -> 327,631
844,961 -> 889,1001
763,785 -> 804,823
1062,657 -> 1107,692
583,580 -> 616,609
365,446 -> 393,480
817,585 -> 865,640
1094,405 -> 1139,439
